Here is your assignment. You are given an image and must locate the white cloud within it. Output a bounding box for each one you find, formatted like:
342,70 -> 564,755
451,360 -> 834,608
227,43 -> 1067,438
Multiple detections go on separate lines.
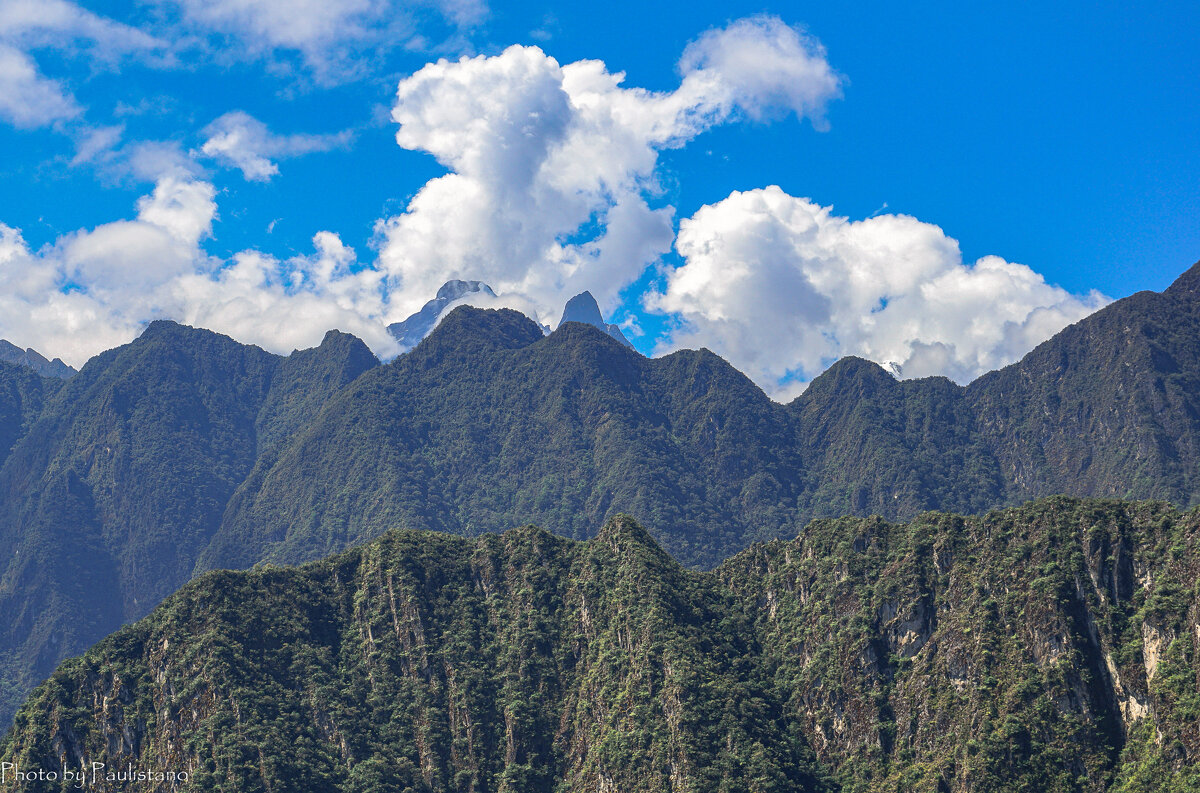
376,16 -> 842,323
0,177 -> 397,367
169,232 -> 395,355
0,0 -> 165,59
70,124 -> 205,184
650,186 -> 1110,398
156,0 -> 485,82
0,0 -> 167,129
677,15 -> 842,125
0,43 -> 80,127
199,110 -> 353,181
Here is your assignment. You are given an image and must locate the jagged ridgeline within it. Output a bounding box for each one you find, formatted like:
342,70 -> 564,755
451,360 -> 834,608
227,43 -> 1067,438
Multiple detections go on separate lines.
3,500 -> 1198,792
1,263 -> 1200,731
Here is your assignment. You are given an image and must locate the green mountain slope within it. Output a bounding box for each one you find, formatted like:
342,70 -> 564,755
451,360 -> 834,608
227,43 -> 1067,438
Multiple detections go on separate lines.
0,325 -> 378,728
788,357 -> 1006,520
204,309 -> 807,571
1,517 -> 829,793
966,265 -> 1200,505
3,500 -> 1197,792
210,262 -> 1200,580
0,362 -> 60,467
4,261 -> 1200,736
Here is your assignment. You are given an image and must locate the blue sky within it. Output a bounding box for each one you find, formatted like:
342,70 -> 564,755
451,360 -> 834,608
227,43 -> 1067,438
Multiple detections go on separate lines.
0,0 -> 1196,397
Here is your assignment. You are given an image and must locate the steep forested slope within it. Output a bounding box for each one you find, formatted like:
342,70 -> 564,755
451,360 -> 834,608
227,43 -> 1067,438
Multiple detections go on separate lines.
3,500 -> 1197,792
205,307 -> 806,572
0,325 -> 378,727
4,261 -> 1200,734
966,264 -> 1200,505
721,497 -> 1200,792
1,517 -> 829,793
0,362 -> 60,467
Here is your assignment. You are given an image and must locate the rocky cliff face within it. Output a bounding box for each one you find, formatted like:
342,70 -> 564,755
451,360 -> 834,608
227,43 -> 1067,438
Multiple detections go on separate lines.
558,290 -> 634,349
3,499 -> 1197,792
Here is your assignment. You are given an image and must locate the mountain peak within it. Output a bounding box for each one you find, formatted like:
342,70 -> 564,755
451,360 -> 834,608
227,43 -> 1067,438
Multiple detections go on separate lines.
388,280 -> 497,349
557,291 -> 635,350
803,355 -> 896,398
139,318 -> 191,339
560,291 -> 605,327
417,305 -> 545,354
1165,259 -> 1200,299
436,279 -> 496,301
0,339 -> 77,379
594,514 -> 672,566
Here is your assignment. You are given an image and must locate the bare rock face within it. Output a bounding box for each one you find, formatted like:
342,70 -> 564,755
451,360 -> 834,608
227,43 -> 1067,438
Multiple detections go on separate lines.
558,290 -> 635,350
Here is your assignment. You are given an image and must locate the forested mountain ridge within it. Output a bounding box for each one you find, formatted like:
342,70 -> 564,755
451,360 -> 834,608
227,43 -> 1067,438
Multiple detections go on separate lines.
0,325 -> 379,727
2,261 -> 1200,732
966,264 -> 1200,505
204,307 -> 805,572
216,262 -> 1200,575
2,499 -> 1197,792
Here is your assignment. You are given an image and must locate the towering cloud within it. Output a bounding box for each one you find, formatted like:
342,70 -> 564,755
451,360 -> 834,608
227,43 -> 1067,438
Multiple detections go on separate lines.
376,16 -> 842,321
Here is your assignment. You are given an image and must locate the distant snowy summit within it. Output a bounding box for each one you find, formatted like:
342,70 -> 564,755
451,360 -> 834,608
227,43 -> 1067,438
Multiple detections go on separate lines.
557,291 -> 634,349
388,281 -> 635,351
387,280 -> 497,349
0,339 -> 76,378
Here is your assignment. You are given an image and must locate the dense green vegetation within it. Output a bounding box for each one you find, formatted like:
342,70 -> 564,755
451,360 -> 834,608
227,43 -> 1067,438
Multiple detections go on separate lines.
219,263 -> 1200,578
1,261 -> 1199,739
721,497 -> 1200,792
0,361 -> 59,466
0,326 -> 378,727
2,500 -> 1197,792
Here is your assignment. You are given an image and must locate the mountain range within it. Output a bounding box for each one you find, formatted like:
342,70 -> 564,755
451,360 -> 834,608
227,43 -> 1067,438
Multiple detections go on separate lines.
3,498 -> 1197,791
0,260 -> 1198,766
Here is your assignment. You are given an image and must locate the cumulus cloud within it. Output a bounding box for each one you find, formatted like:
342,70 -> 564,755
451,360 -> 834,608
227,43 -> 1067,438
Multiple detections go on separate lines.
0,177 -> 397,367
198,111 -> 353,181
650,186 -> 1109,398
376,16 -> 842,322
